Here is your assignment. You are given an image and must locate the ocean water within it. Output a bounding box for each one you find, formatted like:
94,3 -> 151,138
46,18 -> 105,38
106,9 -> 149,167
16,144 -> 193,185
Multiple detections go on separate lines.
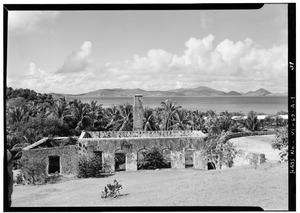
75,96 -> 288,115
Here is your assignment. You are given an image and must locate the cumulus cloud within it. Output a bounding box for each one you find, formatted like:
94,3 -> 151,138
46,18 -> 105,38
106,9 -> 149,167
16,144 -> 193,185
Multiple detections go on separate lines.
9,35 -> 288,94
8,11 -> 59,33
57,41 -> 94,73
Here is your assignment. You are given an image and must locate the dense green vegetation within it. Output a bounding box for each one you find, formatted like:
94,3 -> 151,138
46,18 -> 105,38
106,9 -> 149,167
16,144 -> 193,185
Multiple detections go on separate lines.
272,126 -> 288,162
77,155 -> 103,178
6,87 -> 288,150
137,147 -> 170,170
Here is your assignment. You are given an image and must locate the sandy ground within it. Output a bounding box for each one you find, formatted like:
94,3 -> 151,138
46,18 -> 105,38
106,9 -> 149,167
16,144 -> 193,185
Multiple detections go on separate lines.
12,135 -> 288,210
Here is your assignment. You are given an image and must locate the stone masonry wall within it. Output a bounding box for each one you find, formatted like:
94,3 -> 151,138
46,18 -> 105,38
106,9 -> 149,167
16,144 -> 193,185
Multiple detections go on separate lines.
21,145 -> 79,175
88,130 -> 204,138
78,137 -> 207,172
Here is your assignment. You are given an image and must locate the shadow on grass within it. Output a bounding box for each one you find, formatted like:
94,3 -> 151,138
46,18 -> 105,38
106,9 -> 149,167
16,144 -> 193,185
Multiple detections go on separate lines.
118,193 -> 130,197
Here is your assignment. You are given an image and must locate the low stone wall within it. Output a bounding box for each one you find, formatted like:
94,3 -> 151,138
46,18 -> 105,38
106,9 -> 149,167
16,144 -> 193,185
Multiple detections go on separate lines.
234,151 -> 266,167
21,145 -> 79,175
78,136 -> 207,172
88,130 -> 204,139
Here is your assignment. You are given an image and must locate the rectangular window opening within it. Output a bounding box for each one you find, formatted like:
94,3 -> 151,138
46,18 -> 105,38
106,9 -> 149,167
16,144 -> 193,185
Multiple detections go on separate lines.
48,156 -> 60,174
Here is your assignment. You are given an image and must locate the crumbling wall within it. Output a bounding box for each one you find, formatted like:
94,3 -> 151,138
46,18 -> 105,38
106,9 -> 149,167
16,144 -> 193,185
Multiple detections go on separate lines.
79,137 -> 207,172
233,150 -> 266,167
21,145 -> 79,175
194,150 -> 207,169
88,130 -> 204,138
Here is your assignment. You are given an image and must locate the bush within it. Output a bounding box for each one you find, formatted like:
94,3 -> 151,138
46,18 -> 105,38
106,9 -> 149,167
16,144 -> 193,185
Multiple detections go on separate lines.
101,179 -> 123,198
77,155 -> 103,178
45,172 -> 63,184
272,126 -> 288,162
19,158 -> 47,185
139,147 -> 170,170
204,132 -> 237,169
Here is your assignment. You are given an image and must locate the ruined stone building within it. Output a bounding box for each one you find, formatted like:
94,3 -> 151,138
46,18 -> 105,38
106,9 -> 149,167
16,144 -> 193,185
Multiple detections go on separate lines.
20,94 -> 271,176
20,95 -> 208,175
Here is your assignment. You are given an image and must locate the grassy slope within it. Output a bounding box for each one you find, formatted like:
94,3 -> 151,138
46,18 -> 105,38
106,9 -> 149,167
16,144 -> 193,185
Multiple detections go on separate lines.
12,135 -> 288,210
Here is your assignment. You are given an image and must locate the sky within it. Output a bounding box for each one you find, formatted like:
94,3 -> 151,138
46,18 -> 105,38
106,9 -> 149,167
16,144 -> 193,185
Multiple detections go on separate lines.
6,4 -> 288,94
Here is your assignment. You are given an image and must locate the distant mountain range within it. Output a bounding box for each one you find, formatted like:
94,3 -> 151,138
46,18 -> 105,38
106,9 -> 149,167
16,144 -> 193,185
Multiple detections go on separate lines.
242,88 -> 272,96
51,87 -> 287,99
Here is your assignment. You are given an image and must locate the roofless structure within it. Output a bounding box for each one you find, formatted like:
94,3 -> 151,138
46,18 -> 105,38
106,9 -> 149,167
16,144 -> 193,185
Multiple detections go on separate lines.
21,94 -> 208,175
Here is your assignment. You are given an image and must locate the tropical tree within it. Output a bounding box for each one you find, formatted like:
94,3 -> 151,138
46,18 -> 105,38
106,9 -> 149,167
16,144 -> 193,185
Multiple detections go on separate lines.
76,115 -> 93,132
7,105 -> 30,124
170,109 -> 191,130
143,107 -> 156,131
244,110 -> 259,131
117,103 -> 133,131
106,103 -> 133,131
69,99 -> 91,124
218,112 -> 235,133
192,110 -> 206,131
88,101 -> 105,128
105,105 -> 120,130
204,131 -> 237,169
204,111 -> 235,135
206,110 -> 217,118
204,116 -> 220,135
49,97 -> 70,120
160,99 -> 181,130
271,125 -> 288,162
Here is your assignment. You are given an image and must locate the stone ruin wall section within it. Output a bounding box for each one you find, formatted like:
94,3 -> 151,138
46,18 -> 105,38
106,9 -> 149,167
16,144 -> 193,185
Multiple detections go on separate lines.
78,137 -> 207,172
21,145 -> 79,175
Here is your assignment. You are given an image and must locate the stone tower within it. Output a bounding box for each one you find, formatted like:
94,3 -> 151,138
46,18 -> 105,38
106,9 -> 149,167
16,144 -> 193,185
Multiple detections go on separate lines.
133,94 -> 144,131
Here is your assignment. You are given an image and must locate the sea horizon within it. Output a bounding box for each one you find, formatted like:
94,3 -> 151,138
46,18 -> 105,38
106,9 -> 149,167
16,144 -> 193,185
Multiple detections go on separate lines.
67,95 -> 288,115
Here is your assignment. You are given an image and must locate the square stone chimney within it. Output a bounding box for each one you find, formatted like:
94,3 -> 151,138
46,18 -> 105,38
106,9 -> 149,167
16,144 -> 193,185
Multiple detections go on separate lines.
133,94 -> 144,131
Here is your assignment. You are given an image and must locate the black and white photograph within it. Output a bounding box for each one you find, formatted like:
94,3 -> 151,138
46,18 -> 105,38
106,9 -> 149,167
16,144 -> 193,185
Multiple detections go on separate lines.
4,3 -> 295,211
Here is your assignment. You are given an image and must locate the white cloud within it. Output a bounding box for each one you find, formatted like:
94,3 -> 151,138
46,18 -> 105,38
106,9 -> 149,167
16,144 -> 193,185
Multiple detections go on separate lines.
57,41 -> 94,73
216,38 -> 253,64
8,11 -> 59,34
8,35 -> 288,94
183,34 -> 214,65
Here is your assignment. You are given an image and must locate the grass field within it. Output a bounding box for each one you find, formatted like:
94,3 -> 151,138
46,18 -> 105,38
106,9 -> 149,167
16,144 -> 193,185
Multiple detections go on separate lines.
11,135 -> 288,210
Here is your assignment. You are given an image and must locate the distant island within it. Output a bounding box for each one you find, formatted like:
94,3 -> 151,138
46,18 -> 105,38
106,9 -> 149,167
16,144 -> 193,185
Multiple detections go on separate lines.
51,87 -> 287,99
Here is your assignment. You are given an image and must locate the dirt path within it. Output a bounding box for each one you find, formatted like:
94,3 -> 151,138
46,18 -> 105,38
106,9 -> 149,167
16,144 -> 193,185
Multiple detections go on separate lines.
229,135 -> 281,162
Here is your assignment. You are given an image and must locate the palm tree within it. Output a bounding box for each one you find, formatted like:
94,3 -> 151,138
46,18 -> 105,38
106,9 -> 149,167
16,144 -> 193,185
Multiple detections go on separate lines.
206,110 -> 217,118
204,116 -> 220,135
7,105 -> 30,124
49,97 -> 70,120
36,102 -> 52,117
105,103 -> 133,131
117,103 -> 133,131
160,99 -> 181,130
69,99 -> 90,124
218,111 -> 235,132
105,105 -> 120,130
88,100 -> 104,128
170,109 -> 191,130
192,110 -> 206,131
143,107 -> 156,131
244,110 -> 259,131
